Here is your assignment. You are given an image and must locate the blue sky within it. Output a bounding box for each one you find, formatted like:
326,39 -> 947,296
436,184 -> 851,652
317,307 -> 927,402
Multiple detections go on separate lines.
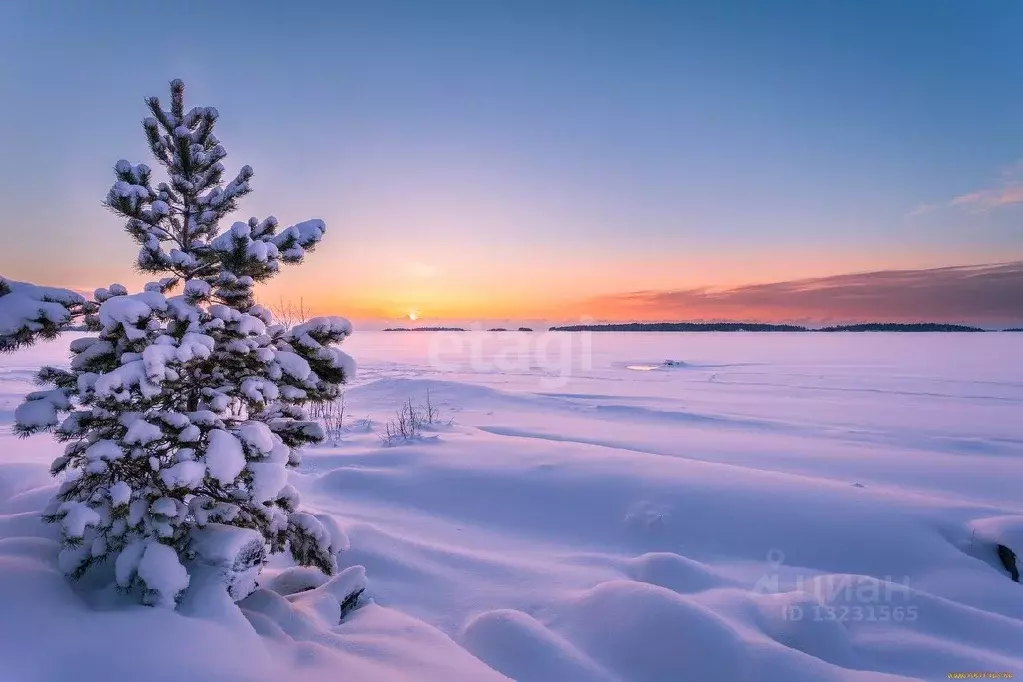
1,0 -> 1021,323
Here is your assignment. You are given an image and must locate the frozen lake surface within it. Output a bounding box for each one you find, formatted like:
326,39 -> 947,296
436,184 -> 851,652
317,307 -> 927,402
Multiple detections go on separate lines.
1,332 -> 1021,681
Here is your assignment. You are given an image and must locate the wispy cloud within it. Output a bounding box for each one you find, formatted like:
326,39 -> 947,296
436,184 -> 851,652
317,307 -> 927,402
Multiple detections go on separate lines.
912,160 -> 1023,216
949,183 -> 1023,210
584,262 -> 1023,326
906,202 -> 941,218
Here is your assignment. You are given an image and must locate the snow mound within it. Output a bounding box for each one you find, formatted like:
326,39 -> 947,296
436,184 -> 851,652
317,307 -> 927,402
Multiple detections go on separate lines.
465,580 -> 898,682
190,524 -> 267,601
625,551 -> 730,594
969,515 -> 1023,552
261,565 -> 330,596
462,608 -> 618,682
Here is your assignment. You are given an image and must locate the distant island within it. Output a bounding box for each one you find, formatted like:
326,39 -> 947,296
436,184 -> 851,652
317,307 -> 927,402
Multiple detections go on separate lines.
383,327 -> 467,332
487,327 -> 534,332
549,322 -> 995,332
1005,328 -> 1023,332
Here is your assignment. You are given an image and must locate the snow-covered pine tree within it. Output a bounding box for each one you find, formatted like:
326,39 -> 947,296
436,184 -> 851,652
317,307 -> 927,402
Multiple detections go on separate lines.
10,79 -> 356,608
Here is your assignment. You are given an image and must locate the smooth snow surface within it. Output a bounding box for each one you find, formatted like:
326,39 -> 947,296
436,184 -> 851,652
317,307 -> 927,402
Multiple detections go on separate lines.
1,331 -> 1021,681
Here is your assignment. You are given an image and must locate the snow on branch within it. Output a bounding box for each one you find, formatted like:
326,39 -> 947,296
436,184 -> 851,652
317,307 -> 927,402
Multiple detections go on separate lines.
0,277 -> 89,352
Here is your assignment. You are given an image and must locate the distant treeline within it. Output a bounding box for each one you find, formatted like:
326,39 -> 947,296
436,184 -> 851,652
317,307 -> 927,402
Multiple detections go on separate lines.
548,322 -> 998,332
816,323 -> 984,332
487,327 -> 534,332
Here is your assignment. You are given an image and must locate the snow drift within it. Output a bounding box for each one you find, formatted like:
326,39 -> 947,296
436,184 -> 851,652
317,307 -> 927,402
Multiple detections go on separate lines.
1,331 -> 1021,681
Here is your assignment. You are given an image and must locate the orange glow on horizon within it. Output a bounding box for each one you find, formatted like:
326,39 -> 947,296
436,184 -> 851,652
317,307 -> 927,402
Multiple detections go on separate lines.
7,241 -> 1015,325
256,245 -> 1006,323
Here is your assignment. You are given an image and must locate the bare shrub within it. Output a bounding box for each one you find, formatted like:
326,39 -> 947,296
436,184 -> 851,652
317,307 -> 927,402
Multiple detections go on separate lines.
381,398 -> 425,445
309,392 -> 347,444
379,391 -> 451,445
423,388 -> 439,424
271,296 -> 309,329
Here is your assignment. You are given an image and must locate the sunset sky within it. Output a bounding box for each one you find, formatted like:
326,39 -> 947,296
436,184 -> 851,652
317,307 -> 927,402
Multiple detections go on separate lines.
1,1 -> 1021,326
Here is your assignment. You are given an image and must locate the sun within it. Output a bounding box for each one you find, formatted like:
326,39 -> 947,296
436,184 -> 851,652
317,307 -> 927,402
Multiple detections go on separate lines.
408,310 -> 419,321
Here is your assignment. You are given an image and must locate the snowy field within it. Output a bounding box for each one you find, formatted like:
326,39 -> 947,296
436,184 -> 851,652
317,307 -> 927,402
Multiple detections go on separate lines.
2,330 -> 1022,681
